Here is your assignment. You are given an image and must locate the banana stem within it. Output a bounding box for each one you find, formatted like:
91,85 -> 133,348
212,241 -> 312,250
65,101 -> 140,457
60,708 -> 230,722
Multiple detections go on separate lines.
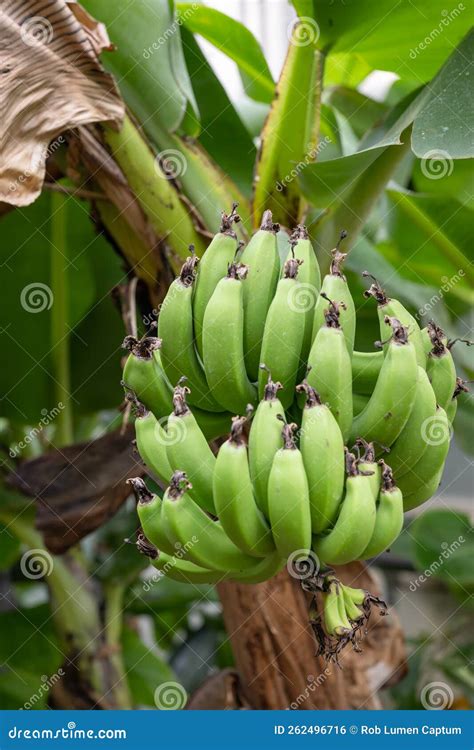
103,582 -> 133,709
50,190 -> 73,446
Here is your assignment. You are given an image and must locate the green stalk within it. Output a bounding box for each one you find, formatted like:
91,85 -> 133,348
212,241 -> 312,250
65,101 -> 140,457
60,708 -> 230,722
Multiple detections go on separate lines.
50,191 -> 73,446
103,116 -> 206,264
103,582 -> 132,708
252,28 -> 319,227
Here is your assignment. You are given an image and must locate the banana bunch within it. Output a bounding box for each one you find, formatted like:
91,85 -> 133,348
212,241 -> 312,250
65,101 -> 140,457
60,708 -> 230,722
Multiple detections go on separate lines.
122,207 -> 470,655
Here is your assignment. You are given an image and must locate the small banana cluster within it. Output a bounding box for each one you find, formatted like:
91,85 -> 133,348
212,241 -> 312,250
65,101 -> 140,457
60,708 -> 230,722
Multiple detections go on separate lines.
123,207 -> 469,655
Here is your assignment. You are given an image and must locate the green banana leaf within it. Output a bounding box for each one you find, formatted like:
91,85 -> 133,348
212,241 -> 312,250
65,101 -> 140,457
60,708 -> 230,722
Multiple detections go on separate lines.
81,0 -> 199,136
177,3 -> 274,103
293,0 -> 470,84
180,26 -> 256,197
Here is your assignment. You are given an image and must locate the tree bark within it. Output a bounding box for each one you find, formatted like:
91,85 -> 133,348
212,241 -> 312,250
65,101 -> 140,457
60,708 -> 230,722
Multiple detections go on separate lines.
218,563 -> 407,710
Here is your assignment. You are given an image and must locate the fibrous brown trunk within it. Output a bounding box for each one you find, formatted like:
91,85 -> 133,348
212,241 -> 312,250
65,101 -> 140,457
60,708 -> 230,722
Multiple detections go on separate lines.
217,563 -> 407,710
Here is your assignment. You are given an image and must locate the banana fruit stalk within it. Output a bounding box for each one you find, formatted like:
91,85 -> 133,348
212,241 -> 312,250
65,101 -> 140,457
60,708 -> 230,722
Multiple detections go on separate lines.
121,214 -> 461,660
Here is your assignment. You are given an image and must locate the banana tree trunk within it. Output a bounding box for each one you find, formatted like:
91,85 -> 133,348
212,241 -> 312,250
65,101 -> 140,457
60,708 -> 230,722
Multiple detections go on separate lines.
218,564 -> 406,710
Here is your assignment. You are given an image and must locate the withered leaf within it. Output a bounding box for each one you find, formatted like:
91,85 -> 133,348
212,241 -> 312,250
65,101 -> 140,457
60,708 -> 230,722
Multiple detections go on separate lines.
8,426 -> 142,554
0,0 -> 124,206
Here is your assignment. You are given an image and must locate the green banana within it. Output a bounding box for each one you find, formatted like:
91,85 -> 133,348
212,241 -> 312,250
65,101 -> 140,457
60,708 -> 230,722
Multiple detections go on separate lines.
165,382 -> 216,515
425,322 -> 457,411
402,465 -> 444,512
351,350 -> 383,395
122,336 -> 173,419
161,472 -> 263,572
349,317 -> 418,448
282,224 -> 321,366
446,378 -> 470,424
323,581 -> 351,636
248,369 -> 285,518
358,461 -> 404,559
132,399 -> 173,486
355,439 -> 381,500
158,253 -> 222,412
421,322 -> 449,355
152,550 -> 226,584
363,273 -> 426,367
312,452 -> 377,565
129,478 -> 177,556
257,257 -> 306,409
353,392 -> 370,416
385,367 -> 437,478
123,339 -> 229,441
342,587 -> 364,622
193,204 -> 241,359
296,381 -> 345,534
307,296 -> 353,440
240,210 -> 280,380
213,416 -> 275,557
202,262 -> 257,413
312,233 -> 355,355
397,406 -> 451,508
267,421 -> 312,559
229,551 -> 285,584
